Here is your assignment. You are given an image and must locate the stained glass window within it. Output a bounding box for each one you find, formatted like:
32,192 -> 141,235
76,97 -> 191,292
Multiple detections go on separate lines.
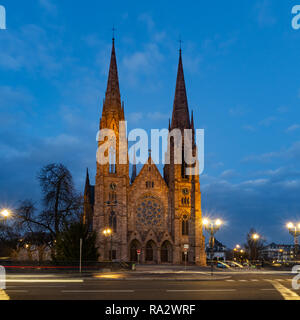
136,195 -> 163,228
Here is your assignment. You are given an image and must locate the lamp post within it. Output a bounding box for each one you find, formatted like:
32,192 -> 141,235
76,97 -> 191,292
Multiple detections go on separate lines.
104,200 -> 117,261
240,249 -> 245,262
103,228 -> 112,261
233,244 -> 240,261
286,222 -> 300,259
251,233 -> 260,262
203,218 -> 223,276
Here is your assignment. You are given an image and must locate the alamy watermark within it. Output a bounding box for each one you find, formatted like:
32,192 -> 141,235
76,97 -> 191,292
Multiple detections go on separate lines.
96,122 -> 205,176
0,266 -> 5,290
292,5 -> 300,30
292,265 -> 300,290
0,5 -> 6,30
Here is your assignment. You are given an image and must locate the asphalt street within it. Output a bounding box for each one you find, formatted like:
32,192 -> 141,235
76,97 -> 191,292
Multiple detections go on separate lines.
1,271 -> 299,300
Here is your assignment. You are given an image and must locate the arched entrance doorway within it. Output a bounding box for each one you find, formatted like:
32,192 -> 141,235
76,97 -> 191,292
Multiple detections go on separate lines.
145,240 -> 157,263
161,241 -> 172,263
130,240 -> 141,262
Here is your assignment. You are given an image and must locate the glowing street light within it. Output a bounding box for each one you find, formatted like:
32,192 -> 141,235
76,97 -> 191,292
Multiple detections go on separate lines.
1,209 -> 11,224
252,233 -> 260,240
286,222 -> 300,258
249,233 -> 261,262
202,218 -> 223,276
233,244 -> 241,261
103,228 -> 112,236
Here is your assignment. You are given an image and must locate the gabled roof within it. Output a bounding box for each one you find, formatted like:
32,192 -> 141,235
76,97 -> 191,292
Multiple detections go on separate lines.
130,156 -> 168,190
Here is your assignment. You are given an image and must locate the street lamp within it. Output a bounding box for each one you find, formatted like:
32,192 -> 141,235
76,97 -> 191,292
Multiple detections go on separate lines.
233,244 -> 240,261
0,209 -> 11,224
103,228 -> 113,261
286,222 -> 300,259
104,200 -> 118,261
251,233 -> 260,262
203,218 -> 223,276
252,233 -> 260,240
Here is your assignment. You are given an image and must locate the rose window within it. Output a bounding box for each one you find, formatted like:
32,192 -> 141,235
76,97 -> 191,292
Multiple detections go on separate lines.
136,195 -> 163,228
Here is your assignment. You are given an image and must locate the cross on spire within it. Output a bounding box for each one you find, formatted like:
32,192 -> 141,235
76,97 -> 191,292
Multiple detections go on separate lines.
178,36 -> 183,54
112,25 -> 116,42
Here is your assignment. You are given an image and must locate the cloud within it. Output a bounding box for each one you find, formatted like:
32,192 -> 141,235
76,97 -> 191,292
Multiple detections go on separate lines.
147,112 -> 169,121
0,24 -> 64,75
254,0 -> 276,27
0,86 -> 34,108
39,0 -> 57,14
128,112 -> 143,123
138,13 -> 155,31
229,106 -> 249,117
202,165 -> 300,246
220,169 -> 237,179
286,124 -> 300,133
277,106 -> 289,114
259,116 -> 277,127
122,43 -> 164,85
243,141 -> 300,163
128,111 -> 168,124
242,125 -> 256,132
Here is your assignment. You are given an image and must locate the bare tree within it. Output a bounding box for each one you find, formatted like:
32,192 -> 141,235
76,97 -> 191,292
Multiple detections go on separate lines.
244,228 -> 265,261
16,163 -> 83,240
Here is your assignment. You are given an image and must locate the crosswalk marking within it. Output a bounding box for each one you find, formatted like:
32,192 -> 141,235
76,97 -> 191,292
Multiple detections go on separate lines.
267,280 -> 300,300
0,289 -> 10,300
225,279 -> 291,283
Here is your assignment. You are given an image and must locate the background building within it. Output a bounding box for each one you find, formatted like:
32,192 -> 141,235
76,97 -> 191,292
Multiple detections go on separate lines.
205,239 -> 227,261
262,243 -> 294,261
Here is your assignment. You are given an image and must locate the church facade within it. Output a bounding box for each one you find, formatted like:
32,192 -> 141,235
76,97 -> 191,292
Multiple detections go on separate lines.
83,39 -> 206,265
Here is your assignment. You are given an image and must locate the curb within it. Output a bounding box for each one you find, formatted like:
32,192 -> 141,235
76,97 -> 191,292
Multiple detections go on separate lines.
91,276 -> 232,281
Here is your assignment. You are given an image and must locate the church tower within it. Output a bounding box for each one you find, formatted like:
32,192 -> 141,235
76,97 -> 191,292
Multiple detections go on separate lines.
93,38 -> 129,261
164,48 -> 206,266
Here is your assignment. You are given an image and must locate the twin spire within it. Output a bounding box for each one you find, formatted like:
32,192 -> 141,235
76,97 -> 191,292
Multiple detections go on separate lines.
103,38 -> 193,130
103,38 -> 122,115
171,49 -> 192,131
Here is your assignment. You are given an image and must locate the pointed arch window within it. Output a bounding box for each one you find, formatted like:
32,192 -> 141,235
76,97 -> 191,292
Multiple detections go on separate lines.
181,197 -> 190,206
109,211 -> 117,233
146,181 -> 154,188
109,192 -> 117,202
182,215 -> 189,236
109,146 -> 116,173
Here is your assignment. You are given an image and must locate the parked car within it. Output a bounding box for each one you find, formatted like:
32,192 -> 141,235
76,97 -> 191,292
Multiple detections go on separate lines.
217,262 -> 227,268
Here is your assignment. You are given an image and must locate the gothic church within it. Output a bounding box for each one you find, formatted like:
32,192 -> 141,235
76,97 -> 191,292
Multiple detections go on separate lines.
83,38 -> 206,265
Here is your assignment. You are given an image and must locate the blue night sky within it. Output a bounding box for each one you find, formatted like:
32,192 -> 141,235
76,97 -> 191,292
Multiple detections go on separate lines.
1,0 -> 300,248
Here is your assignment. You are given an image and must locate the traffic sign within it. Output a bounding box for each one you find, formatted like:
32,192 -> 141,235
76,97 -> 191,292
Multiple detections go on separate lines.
184,244 -> 189,249
137,249 -> 141,255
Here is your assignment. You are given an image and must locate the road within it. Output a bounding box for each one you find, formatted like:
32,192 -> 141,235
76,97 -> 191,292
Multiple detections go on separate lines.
1,271 -> 300,300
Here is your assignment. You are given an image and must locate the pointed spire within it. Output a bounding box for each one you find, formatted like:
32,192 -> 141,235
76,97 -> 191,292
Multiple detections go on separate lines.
84,168 -> 90,196
191,110 -> 194,130
171,49 -> 190,130
191,110 -> 195,146
103,38 -> 121,113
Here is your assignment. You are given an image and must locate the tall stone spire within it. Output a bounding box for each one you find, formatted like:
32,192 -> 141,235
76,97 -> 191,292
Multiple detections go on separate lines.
171,49 -> 190,130
103,38 -> 122,114
84,168 -> 90,196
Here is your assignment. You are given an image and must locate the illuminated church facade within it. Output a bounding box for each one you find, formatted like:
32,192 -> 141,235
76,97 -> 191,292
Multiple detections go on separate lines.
83,39 -> 206,265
